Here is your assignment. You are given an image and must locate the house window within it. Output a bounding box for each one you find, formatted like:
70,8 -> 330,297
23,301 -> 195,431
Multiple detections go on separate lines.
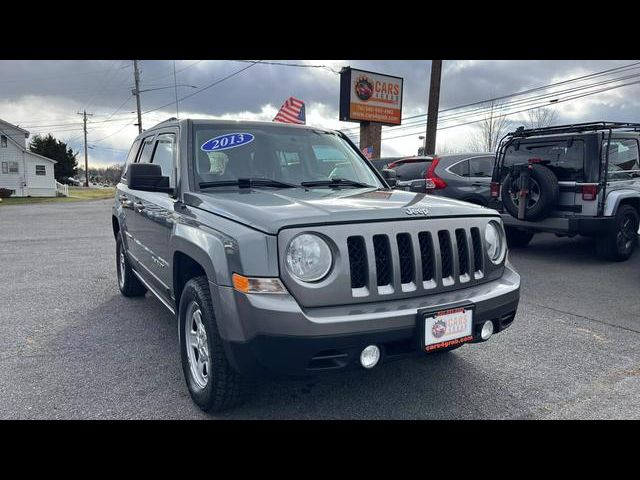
35,165 -> 46,176
1,135 -> 7,148
1,162 -> 7,174
8,161 -> 18,174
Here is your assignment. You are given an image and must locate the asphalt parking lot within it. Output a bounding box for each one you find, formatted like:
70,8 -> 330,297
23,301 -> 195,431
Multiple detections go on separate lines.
1,199 -> 639,419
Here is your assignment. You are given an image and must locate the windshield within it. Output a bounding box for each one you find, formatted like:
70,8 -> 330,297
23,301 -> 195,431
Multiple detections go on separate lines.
502,139 -> 585,181
192,124 -> 383,189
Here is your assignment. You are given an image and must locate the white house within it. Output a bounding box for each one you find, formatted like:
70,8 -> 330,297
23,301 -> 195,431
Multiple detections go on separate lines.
0,119 -> 60,197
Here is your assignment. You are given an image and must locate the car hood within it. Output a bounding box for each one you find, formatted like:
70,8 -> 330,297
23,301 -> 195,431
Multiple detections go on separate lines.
184,187 -> 497,234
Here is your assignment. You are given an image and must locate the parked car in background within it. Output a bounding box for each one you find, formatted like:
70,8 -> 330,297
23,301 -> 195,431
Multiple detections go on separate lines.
369,157 -> 403,173
490,122 -> 640,260
386,153 -> 495,206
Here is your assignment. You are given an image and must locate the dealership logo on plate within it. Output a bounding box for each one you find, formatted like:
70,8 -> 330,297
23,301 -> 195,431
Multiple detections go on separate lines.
432,320 -> 447,338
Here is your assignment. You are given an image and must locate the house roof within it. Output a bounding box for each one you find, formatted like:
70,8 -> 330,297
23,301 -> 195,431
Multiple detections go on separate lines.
0,126 -> 57,164
0,118 -> 29,136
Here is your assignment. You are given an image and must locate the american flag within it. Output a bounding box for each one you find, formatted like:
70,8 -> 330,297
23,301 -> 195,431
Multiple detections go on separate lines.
273,96 -> 306,124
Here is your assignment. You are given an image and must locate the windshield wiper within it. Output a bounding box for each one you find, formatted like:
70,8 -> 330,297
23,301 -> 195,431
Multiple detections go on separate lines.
300,178 -> 376,189
199,178 -> 299,189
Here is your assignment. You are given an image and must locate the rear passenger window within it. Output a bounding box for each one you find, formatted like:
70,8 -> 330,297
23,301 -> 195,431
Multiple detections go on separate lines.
469,157 -> 494,177
605,139 -> 640,181
150,133 -> 176,186
449,160 -> 469,177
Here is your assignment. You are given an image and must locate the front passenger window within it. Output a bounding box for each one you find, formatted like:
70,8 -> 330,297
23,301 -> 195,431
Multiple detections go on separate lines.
150,133 -> 176,186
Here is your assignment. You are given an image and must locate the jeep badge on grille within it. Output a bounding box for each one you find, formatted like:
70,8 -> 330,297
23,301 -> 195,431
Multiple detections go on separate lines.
405,207 -> 429,216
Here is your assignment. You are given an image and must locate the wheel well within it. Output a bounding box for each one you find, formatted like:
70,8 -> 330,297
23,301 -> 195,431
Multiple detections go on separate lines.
173,251 -> 207,304
617,197 -> 640,215
112,216 -> 120,239
462,196 -> 487,207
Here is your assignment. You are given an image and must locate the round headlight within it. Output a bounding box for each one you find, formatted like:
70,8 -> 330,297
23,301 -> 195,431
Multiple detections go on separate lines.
485,221 -> 506,264
285,234 -> 333,282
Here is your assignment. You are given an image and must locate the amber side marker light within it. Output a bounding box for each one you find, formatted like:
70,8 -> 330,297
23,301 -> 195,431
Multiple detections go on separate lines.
232,273 -> 287,294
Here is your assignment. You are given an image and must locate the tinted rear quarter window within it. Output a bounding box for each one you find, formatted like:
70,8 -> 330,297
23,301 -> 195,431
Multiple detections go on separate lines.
449,160 -> 469,177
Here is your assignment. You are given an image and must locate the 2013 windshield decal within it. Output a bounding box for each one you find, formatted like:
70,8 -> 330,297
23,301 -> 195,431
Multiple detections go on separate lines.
201,133 -> 254,152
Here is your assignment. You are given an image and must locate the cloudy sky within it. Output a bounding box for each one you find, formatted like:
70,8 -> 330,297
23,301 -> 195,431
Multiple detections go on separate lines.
1,59 -> 639,167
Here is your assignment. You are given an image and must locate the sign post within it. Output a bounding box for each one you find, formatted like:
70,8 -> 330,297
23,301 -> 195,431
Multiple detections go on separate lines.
340,67 -> 403,159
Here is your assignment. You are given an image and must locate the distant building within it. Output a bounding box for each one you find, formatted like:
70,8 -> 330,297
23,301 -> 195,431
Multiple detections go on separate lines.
0,119 -> 58,197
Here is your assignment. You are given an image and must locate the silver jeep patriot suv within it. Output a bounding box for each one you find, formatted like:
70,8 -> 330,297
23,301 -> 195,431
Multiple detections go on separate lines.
112,118 -> 521,412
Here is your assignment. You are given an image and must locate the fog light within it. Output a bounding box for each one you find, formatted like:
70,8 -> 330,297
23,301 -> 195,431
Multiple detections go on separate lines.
360,345 -> 380,369
481,321 -> 494,340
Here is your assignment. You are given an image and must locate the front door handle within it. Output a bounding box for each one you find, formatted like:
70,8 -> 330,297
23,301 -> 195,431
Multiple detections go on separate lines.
133,201 -> 145,211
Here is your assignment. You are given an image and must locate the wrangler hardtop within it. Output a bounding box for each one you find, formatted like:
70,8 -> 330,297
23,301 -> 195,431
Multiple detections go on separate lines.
490,121 -> 640,261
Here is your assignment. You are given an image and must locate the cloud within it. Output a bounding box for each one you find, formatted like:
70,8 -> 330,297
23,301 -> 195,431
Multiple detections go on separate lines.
1,60 -> 639,166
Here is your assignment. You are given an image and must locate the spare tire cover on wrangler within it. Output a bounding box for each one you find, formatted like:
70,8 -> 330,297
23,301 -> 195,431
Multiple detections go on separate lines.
502,164 -> 559,221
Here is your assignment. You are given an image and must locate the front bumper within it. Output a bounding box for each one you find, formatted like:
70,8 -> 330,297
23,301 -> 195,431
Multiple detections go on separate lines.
211,265 -> 520,377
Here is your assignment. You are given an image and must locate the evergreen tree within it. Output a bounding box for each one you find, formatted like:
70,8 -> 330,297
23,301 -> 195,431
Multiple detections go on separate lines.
29,134 -> 78,181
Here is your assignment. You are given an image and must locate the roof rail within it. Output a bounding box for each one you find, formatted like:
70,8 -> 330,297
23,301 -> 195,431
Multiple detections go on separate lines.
152,117 -> 178,127
507,121 -> 640,138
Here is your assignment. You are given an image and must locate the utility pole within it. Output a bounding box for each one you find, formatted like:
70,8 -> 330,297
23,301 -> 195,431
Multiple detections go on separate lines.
77,110 -> 93,187
424,60 -> 443,155
133,60 -> 143,134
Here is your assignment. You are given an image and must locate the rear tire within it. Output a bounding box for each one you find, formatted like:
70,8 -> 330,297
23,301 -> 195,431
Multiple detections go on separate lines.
505,227 -> 535,248
116,231 -> 147,297
596,204 -> 639,261
179,276 -> 250,412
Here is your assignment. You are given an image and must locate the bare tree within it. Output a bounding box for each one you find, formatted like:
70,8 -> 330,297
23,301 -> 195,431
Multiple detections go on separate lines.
525,107 -> 558,129
435,141 -> 464,155
465,100 -> 512,153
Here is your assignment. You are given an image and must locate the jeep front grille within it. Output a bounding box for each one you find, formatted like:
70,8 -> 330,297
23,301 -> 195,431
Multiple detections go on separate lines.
347,226 -> 485,295
278,218 -> 499,308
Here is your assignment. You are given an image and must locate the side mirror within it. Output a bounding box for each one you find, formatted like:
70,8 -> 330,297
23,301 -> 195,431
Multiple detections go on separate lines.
381,168 -> 397,187
126,163 -> 172,193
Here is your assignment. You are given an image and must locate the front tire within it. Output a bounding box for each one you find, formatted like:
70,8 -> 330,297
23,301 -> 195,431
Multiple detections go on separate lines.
116,231 -> 147,297
596,204 -> 639,261
179,276 -> 249,412
505,227 -> 535,248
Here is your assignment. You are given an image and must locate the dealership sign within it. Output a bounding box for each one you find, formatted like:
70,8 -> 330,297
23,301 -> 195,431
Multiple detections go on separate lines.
339,67 -> 404,126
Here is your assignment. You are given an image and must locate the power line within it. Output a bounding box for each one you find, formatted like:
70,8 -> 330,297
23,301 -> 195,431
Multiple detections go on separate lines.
340,61 -> 640,133
0,63 -> 129,85
231,60 -> 341,74
380,78 -> 640,141
141,61 -> 262,116
360,69 -> 640,137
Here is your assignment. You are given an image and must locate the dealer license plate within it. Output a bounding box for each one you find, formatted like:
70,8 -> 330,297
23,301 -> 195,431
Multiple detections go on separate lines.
423,307 -> 473,351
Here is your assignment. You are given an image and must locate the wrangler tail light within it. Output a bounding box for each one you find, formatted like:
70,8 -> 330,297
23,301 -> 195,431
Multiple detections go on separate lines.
581,184 -> 598,201
425,157 -> 447,189
490,182 -> 500,198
